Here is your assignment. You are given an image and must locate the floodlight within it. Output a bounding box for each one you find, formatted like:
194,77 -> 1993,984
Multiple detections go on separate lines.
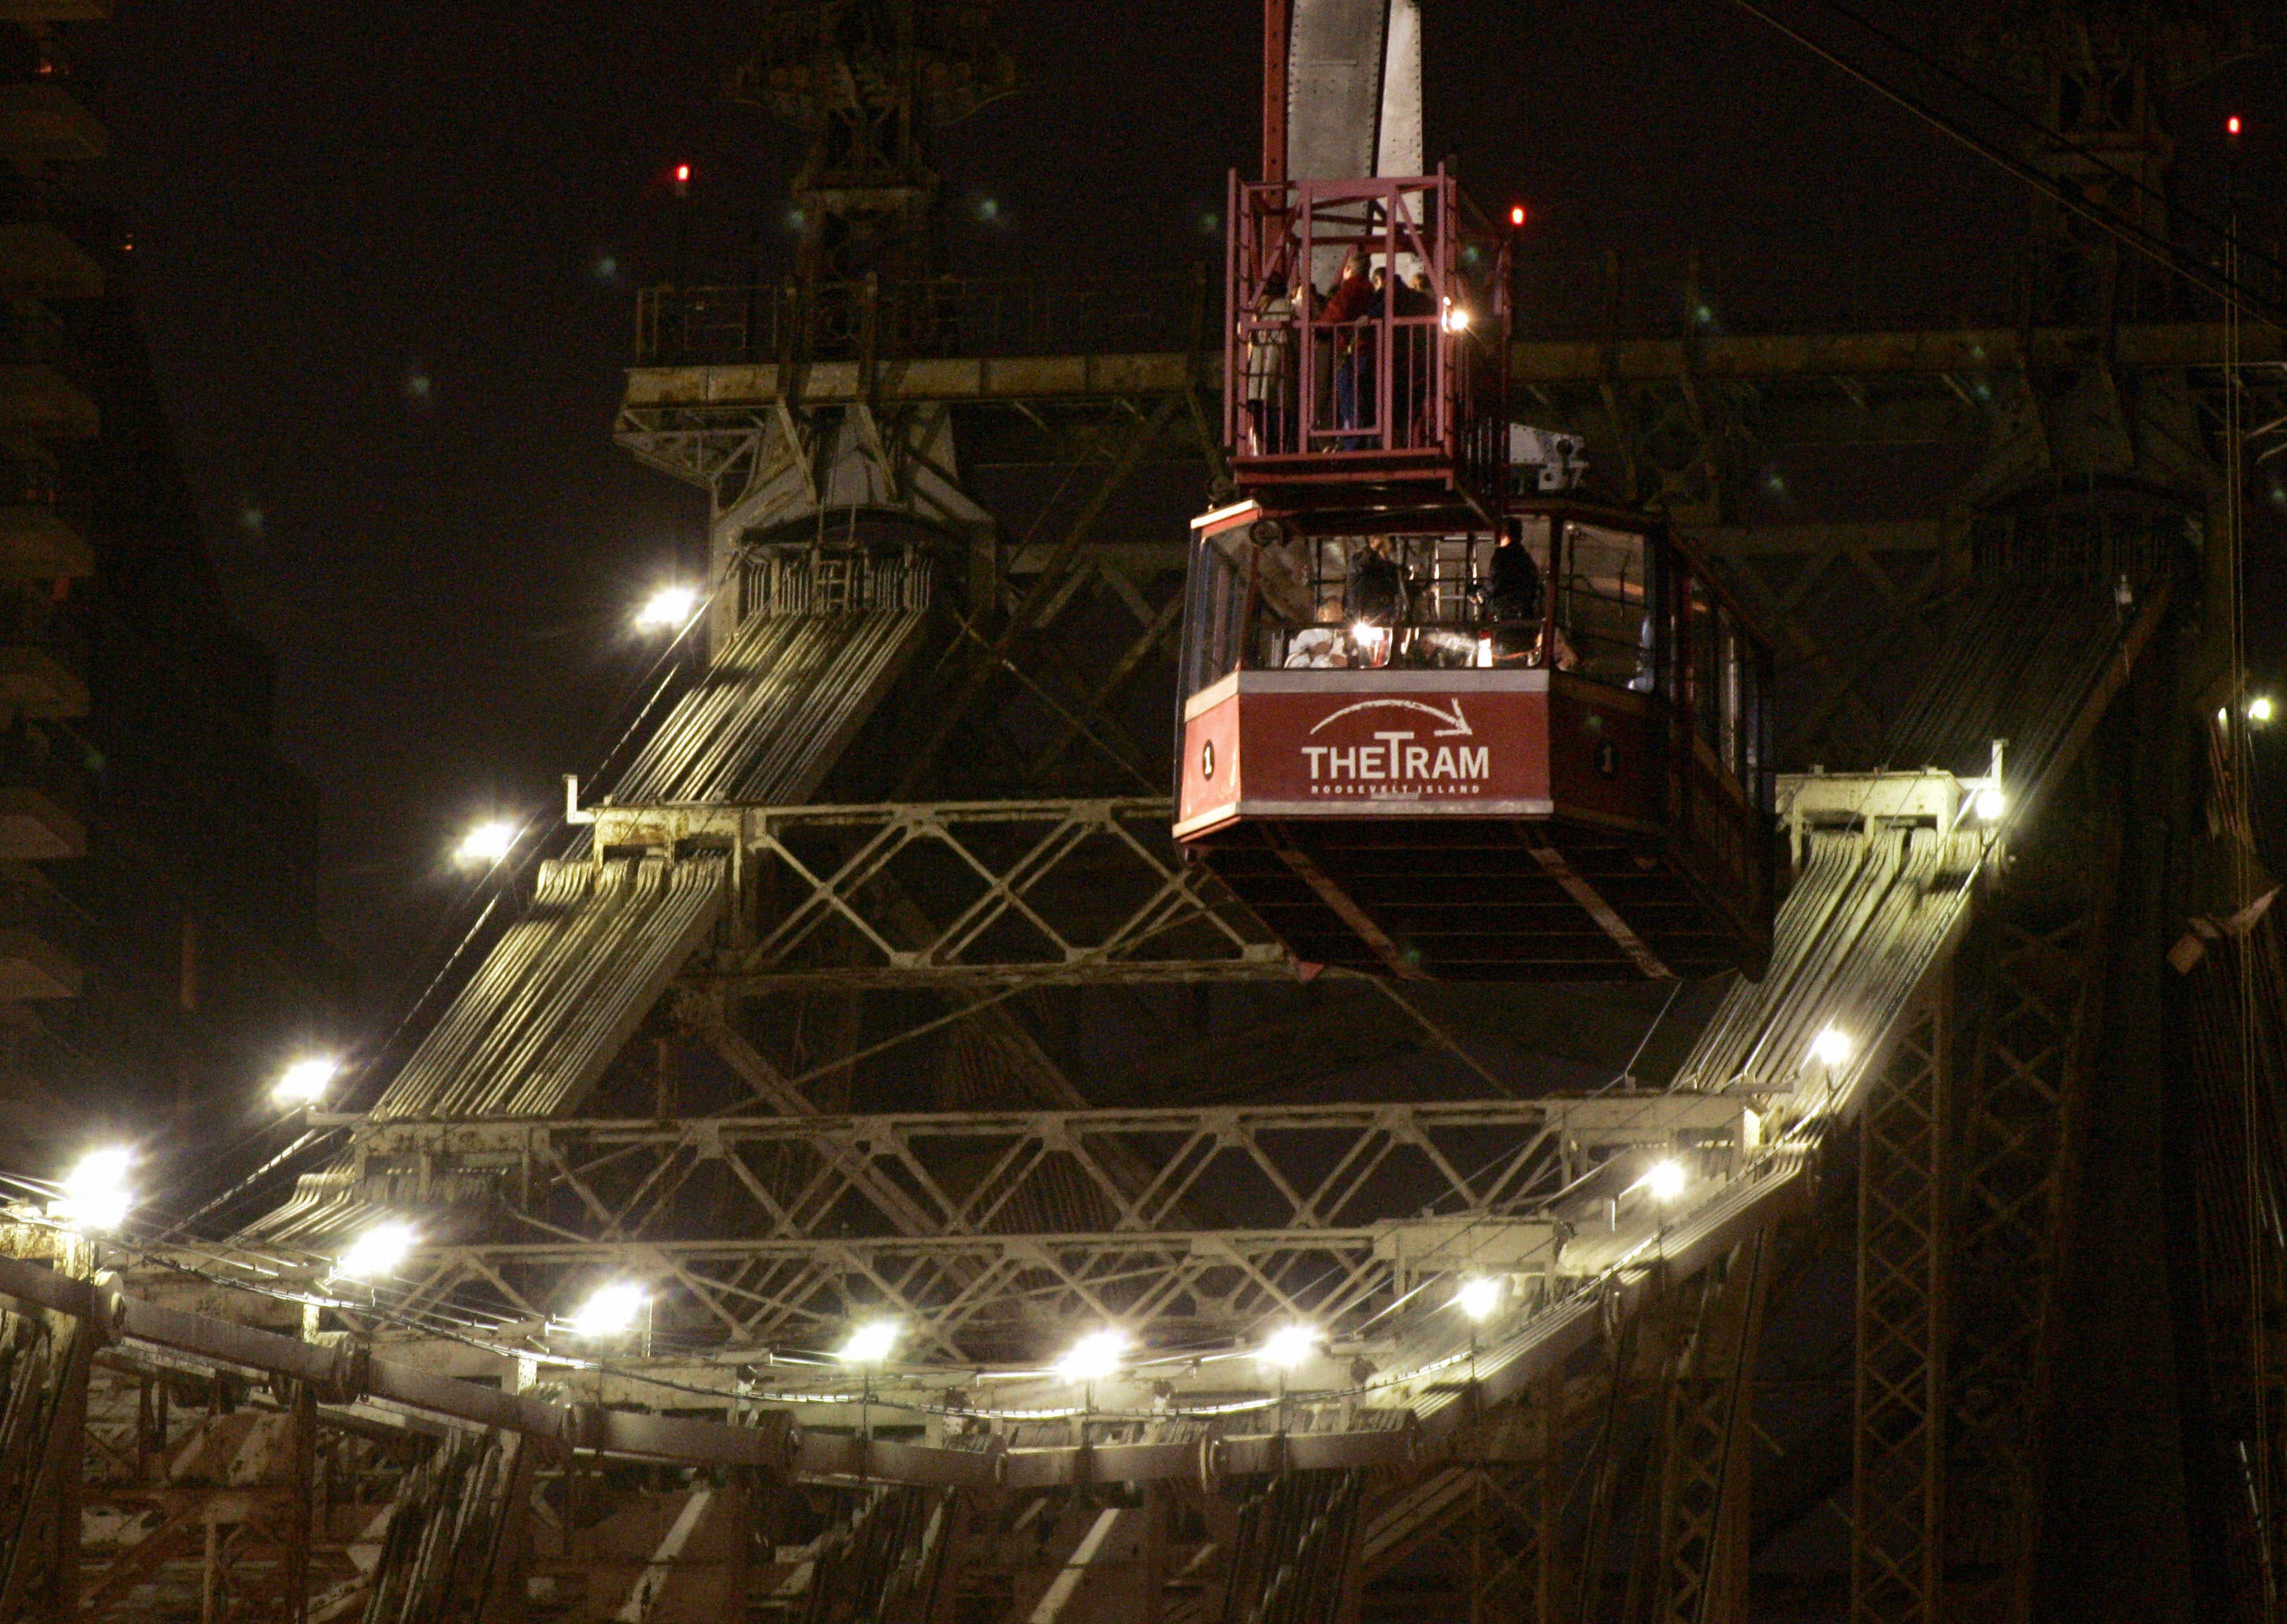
568,1281 -> 647,1339
334,1221 -> 415,1283
1441,298 -> 1472,332
1454,1276 -> 1504,1323
2249,696 -> 2274,725
634,584 -> 700,632
839,1319 -> 902,1366
1809,1025 -> 1854,1068
58,1146 -> 132,1234
1973,788 -> 2006,821
272,1055 -> 340,1108
1641,1159 -> 1689,1203
455,820 -> 518,866
1257,1324 -> 1320,1370
1056,1328 -> 1128,1383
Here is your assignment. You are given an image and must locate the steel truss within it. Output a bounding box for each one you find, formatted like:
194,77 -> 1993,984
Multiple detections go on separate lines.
1940,817 -> 2117,1622
287,1100 -> 1592,1360
1851,980 -> 1950,1624
583,798 -> 1286,988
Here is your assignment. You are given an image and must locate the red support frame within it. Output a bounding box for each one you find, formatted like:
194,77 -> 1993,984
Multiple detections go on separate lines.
1225,169 -> 1510,534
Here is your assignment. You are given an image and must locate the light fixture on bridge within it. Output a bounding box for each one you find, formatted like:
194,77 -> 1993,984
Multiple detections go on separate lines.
1440,298 -> 1471,333
1256,1324 -> 1321,1370
2250,695 -> 2275,725
57,1145 -> 132,1234
1639,1158 -> 1689,1203
1809,1025 -> 1854,1069
271,1055 -> 340,1108
635,584 -> 700,632
568,1281 -> 648,1340
838,1319 -> 903,1366
1056,1328 -> 1129,1383
332,1221 -> 415,1284
1973,787 -> 2007,821
454,820 -> 519,867
1453,1275 -> 1505,1323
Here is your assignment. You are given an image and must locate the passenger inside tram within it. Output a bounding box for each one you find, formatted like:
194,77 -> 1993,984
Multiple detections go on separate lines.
1236,521 -> 1647,679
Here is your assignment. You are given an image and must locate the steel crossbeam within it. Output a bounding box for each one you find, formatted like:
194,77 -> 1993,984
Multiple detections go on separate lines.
284,1100 -> 1617,1362
321,1100 -> 1565,1240
581,798 -> 1289,987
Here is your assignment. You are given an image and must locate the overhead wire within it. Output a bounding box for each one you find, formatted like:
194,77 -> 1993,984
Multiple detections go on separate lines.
1721,0 -> 2287,334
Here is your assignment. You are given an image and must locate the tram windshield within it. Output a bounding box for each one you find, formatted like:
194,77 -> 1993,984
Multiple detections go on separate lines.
1184,516 -> 1654,684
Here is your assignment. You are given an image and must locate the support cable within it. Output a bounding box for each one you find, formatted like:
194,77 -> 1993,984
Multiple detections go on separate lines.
1720,0 -> 2287,333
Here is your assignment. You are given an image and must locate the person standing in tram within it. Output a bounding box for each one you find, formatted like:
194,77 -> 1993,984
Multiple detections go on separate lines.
1343,537 -> 1408,666
1480,521 -> 1543,665
1391,268 -> 1436,447
1243,273 -> 1294,455
1320,247 -> 1376,450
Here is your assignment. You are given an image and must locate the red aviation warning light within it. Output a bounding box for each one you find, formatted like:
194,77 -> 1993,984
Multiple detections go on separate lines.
673,162 -> 692,198
1509,203 -> 1527,228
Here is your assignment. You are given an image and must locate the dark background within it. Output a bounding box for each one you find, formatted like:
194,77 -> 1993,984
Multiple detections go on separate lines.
65,1 -> 2281,1025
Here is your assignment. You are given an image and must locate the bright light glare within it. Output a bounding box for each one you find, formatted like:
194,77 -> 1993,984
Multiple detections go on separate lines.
271,1055 -> 339,1107
2218,706 -> 2232,728
2249,696 -> 2275,725
839,1319 -> 902,1365
1973,787 -> 2007,821
1509,204 -> 1527,228
568,1281 -> 647,1339
58,1146 -> 132,1233
455,821 -> 518,866
635,584 -> 700,632
1056,1328 -> 1128,1383
1454,1276 -> 1504,1322
1810,1025 -> 1854,1067
1257,1324 -> 1320,1370
1441,299 -> 1472,332
1351,622 -> 1392,661
1641,1159 -> 1689,1203
334,1221 -> 415,1283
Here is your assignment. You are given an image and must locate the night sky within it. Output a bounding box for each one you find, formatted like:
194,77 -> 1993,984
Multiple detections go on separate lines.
70,2 -> 2283,1023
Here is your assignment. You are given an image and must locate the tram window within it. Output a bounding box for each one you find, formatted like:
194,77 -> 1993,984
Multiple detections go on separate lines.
1179,532 -> 1249,699
1687,578 -> 1721,757
1554,522 -> 1652,688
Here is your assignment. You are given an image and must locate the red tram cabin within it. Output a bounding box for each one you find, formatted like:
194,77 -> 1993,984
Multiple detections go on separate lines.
1175,170 -> 1773,982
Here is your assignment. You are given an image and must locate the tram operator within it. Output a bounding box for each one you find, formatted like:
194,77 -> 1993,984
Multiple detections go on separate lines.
1479,520 -> 1543,665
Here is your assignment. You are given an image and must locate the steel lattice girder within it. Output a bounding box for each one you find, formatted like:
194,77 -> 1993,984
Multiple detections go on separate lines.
320,1100 -> 1570,1243
275,1099 -> 1702,1362
1941,851 -> 2116,1620
1851,984 -> 1950,1624
583,797 -> 1289,987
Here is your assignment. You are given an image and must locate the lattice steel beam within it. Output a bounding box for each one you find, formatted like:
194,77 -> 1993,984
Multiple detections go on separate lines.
1851,980 -> 1950,1624
1635,1233 -> 1773,1624
1942,819 -> 2118,1622
577,798 -> 1286,988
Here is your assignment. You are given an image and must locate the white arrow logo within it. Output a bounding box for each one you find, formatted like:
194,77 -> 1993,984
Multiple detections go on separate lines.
1309,697 -> 1473,737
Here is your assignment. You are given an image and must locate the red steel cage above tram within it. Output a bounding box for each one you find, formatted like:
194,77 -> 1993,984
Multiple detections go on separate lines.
1225,169 -> 1511,535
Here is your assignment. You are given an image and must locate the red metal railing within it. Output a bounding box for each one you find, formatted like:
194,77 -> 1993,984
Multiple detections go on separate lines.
1225,169 -> 1509,502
